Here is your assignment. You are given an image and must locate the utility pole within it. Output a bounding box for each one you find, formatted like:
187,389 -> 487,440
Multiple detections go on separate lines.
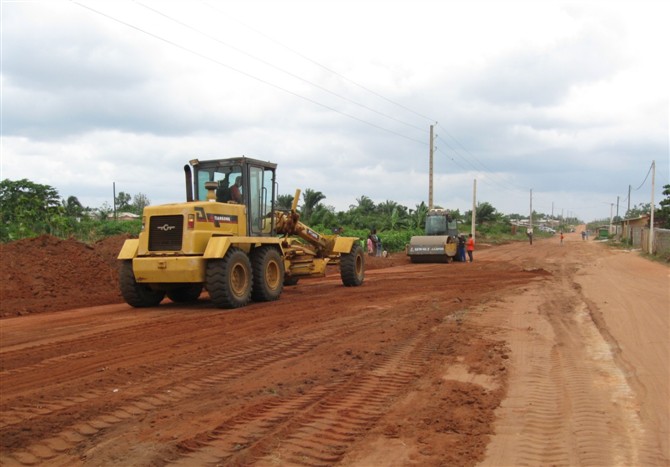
428,124 -> 434,210
609,203 -> 614,234
113,182 -> 117,221
616,196 -> 619,219
471,179 -> 477,239
527,188 -> 533,245
529,189 -> 533,230
626,184 -> 632,241
649,160 -> 655,253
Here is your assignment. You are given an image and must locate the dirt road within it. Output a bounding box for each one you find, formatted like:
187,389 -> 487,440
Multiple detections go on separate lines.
1,231 -> 668,466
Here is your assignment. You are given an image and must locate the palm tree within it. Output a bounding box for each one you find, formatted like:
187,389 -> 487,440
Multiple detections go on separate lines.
277,194 -> 295,211
408,202 -> 428,230
350,195 -> 375,215
62,195 -> 84,218
301,189 -> 326,223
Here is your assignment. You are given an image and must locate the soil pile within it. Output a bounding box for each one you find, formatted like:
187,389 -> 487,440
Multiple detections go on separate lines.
0,235 -> 403,317
0,235 -> 128,317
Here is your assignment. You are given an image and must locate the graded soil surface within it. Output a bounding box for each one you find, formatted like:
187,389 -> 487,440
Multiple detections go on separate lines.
1,230 -> 668,466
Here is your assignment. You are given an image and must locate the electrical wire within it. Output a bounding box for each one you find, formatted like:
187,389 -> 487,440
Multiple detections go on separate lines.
200,0 -> 437,123
136,1 -> 428,134
76,1 -> 545,206
632,162 -> 653,191
72,1 -> 428,145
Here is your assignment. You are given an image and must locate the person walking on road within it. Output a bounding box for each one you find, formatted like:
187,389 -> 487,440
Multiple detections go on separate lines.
457,235 -> 466,262
560,231 -> 564,245
466,234 -> 475,262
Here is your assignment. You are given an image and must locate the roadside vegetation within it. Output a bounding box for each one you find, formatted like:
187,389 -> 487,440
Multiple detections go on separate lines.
3,178 -> 668,253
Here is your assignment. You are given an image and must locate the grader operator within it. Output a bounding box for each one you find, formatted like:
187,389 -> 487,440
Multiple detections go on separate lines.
118,156 -> 365,309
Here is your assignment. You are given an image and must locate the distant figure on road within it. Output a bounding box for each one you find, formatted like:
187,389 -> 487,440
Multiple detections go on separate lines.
560,231 -> 565,245
581,231 -> 586,241
466,234 -> 475,262
527,227 -> 533,245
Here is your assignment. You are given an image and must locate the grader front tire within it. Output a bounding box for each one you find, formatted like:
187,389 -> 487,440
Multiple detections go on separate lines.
340,243 -> 365,286
206,248 -> 252,309
119,260 -> 166,307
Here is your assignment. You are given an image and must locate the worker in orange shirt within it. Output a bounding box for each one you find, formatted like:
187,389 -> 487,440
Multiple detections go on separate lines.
466,233 -> 475,263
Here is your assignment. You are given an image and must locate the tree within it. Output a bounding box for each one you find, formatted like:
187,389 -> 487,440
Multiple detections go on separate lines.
62,195 -> 84,218
277,194 -> 296,211
350,195 -> 375,215
475,202 -> 499,225
0,179 -> 63,241
115,191 -> 132,212
626,203 -> 651,219
132,193 -> 151,214
309,204 -> 336,228
301,188 -> 325,223
97,202 -> 114,221
408,202 -> 428,230
656,184 -> 670,228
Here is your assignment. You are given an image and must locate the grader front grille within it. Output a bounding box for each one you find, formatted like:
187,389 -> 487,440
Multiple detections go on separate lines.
148,215 -> 183,251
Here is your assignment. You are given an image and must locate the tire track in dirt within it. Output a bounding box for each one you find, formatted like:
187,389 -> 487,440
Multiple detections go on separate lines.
249,334 -> 433,466
0,319 -> 377,466
155,320 -> 439,466
164,336 -> 432,466
481,248 -> 655,467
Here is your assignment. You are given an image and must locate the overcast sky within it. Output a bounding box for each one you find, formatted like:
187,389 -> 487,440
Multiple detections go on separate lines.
2,0 -> 668,222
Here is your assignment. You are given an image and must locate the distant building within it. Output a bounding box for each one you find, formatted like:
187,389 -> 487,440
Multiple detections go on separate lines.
618,215 -> 650,246
108,212 -> 140,221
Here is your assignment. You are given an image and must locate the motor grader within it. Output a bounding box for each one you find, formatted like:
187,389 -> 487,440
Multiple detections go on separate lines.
118,156 -> 365,308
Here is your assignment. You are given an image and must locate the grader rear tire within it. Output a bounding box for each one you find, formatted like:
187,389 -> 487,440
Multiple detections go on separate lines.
206,248 -> 252,309
119,260 -> 166,307
340,243 -> 365,286
251,246 -> 284,302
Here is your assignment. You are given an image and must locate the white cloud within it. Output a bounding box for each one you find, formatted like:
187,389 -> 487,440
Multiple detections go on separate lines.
1,0 -> 668,222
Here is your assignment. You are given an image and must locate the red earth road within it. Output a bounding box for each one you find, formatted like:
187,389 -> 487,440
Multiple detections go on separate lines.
0,231 -> 668,466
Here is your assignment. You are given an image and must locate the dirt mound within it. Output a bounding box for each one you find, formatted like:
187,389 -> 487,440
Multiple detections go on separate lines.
0,235 -> 129,317
0,235 -> 406,317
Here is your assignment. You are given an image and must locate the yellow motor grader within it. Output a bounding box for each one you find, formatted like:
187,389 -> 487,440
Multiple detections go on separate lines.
118,156 -> 364,308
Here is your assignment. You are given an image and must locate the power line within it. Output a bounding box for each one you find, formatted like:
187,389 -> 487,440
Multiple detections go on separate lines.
136,1 -> 428,134
632,162 -> 653,191
200,0 -> 437,124
435,137 -> 519,193
73,1 -> 427,145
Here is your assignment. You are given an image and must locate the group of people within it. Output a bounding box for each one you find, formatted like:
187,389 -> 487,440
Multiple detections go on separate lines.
456,233 -> 475,262
367,229 -> 383,257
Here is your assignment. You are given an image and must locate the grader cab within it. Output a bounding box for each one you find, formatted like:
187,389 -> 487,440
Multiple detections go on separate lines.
118,156 -> 364,309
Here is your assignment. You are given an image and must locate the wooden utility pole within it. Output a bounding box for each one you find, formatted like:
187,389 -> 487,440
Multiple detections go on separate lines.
649,160 -> 655,253
113,182 -> 117,221
529,189 -> 533,229
471,179 -> 477,239
428,124 -> 434,209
